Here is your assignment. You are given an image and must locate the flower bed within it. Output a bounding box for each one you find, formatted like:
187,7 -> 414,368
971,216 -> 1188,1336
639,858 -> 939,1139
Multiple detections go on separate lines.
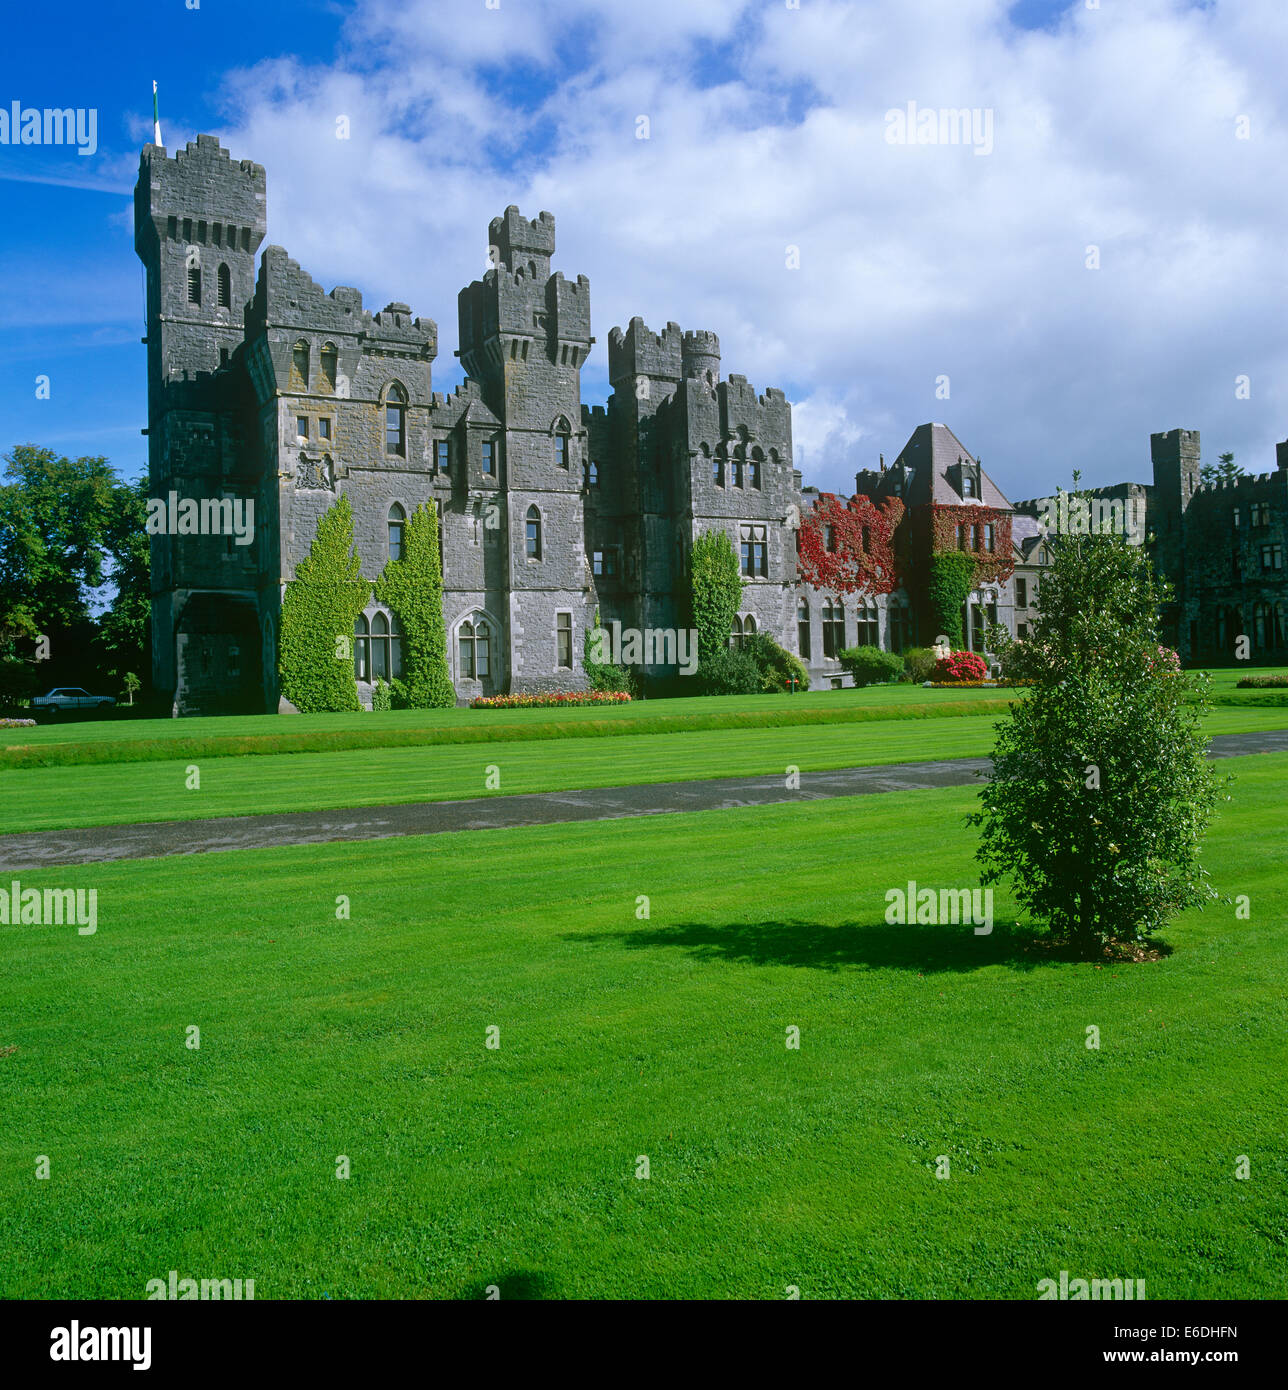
1237,673 -> 1288,688
933,650 -> 989,683
0,718 -> 37,728
470,691 -> 632,709
924,680 -> 994,688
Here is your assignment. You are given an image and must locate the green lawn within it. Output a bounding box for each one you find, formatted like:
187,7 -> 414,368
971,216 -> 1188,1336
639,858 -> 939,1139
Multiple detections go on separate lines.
2,754 -> 1284,1299
4,703 -> 1286,834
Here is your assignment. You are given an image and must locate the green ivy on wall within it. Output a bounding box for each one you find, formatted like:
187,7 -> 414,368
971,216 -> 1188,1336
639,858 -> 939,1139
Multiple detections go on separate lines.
278,494 -> 370,713
689,529 -> 744,666
925,549 -> 977,649
375,502 -> 456,709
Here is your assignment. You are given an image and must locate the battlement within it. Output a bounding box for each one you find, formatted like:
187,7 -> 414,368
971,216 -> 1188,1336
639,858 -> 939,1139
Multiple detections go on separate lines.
134,135 -> 266,261
608,317 -> 683,387
251,246 -> 435,353
489,205 -> 556,274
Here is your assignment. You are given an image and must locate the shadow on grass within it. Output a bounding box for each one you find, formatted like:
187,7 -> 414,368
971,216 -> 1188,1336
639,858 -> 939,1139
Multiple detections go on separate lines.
567,917 -> 1068,974
462,1270 -> 552,1300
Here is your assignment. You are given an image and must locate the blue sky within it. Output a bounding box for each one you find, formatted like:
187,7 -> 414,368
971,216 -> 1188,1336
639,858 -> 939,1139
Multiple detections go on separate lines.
1,0 -> 1283,501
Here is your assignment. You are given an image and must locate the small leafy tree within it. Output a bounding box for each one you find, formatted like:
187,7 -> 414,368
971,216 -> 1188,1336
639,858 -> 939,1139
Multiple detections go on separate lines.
969,495 -> 1221,955
122,672 -> 141,706
689,529 -> 743,667
375,502 -> 455,709
279,494 -> 369,713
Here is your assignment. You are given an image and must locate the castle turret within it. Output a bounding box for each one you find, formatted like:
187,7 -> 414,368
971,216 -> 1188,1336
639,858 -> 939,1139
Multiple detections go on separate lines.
681,329 -> 721,386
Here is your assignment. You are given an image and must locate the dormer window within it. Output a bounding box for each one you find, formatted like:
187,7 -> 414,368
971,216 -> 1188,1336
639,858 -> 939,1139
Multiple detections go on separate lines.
962,475 -> 976,498
482,440 -> 496,476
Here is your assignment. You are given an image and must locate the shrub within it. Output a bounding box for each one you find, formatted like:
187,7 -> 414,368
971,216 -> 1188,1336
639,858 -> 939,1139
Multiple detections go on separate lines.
838,644 -> 903,687
278,495 -> 369,713
934,650 -> 989,683
371,678 -> 392,711
689,531 -> 743,666
374,503 -> 455,709
1237,673 -> 1288,688
903,647 -> 939,684
969,497 -> 1220,955
696,647 -> 763,696
583,608 -> 637,695
471,691 -> 631,709
740,632 -> 810,693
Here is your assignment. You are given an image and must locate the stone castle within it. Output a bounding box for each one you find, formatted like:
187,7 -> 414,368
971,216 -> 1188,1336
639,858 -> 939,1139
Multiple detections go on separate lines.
135,136 -> 1287,715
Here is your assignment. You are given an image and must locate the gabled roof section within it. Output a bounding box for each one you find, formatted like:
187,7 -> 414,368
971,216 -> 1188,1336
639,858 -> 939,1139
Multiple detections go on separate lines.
857,423 -> 1015,510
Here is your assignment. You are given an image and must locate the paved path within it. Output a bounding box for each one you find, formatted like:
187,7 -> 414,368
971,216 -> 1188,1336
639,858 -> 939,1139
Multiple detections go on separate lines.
3,729 -> 1286,870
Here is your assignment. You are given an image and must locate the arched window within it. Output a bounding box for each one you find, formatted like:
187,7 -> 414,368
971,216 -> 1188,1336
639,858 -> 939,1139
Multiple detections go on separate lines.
713,452 -> 724,486
750,449 -> 763,490
290,340 -> 310,390
217,263 -> 231,309
553,418 -> 571,469
1254,601 -> 1270,650
388,503 -> 406,562
353,613 -> 369,681
731,615 -> 744,648
732,445 -> 745,489
797,600 -> 811,659
320,343 -> 338,392
1276,603 -> 1287,649
459,616 -> 491,679
385,383 -> 407,456
588,461 -> 599,486
526,505 -> 542,559
187,264 -> 201,305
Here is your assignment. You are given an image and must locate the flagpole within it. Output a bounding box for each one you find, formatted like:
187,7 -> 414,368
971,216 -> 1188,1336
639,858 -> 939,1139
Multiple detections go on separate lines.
152,81 -> 163,147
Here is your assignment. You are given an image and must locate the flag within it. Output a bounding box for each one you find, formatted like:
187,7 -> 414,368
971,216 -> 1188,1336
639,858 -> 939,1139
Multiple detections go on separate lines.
152,80 -> 162,147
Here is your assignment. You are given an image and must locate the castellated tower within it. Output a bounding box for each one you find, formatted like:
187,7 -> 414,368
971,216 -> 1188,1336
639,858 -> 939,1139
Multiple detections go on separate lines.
607,318 -> 796,660
1150,428 -> 1200,647
457,207 -> 595,691
134,135 -> 268,714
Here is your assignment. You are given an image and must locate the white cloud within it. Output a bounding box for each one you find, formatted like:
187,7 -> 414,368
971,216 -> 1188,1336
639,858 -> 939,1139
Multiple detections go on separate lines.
195,0 -> 1288,497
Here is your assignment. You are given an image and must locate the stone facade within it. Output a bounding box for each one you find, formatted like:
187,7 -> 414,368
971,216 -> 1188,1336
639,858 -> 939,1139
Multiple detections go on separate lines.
136,136 -> 1287,715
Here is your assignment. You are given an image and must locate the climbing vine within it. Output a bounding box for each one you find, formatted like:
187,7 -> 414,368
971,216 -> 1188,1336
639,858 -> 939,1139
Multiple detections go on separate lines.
796,493 -> 904,595
279,493 -> 370,713
375,501 -> 456,709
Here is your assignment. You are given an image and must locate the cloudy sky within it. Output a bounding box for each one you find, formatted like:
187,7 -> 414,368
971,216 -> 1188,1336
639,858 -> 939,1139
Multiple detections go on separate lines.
2,0 -> 1286,501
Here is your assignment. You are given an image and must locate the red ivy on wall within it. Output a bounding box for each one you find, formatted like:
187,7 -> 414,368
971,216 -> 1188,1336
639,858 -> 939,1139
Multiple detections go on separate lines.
797,493 -> 905,595
927,505 -> 1015,584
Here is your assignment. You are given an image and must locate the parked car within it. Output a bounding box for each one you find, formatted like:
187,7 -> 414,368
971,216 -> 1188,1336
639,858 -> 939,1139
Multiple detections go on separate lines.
31,688 -> 116,716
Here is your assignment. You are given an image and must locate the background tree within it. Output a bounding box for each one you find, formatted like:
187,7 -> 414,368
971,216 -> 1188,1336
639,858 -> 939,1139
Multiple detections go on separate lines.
1200,451 -> 1243,487
689,528 -> 743,667
375,502 -> 455,709
95,476 -> 152,693
970,486 -> 1221,955
279,494 -> 370,713
0,446 -> 149,697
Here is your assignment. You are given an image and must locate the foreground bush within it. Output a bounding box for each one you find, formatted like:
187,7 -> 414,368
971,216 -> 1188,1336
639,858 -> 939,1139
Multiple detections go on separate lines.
740,632 -> 810,693
839,645 -> 903,687
902,647 -> 939,683
696,647 -> 762,696
471,691 -> 632,709
935,650 -> 989,683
